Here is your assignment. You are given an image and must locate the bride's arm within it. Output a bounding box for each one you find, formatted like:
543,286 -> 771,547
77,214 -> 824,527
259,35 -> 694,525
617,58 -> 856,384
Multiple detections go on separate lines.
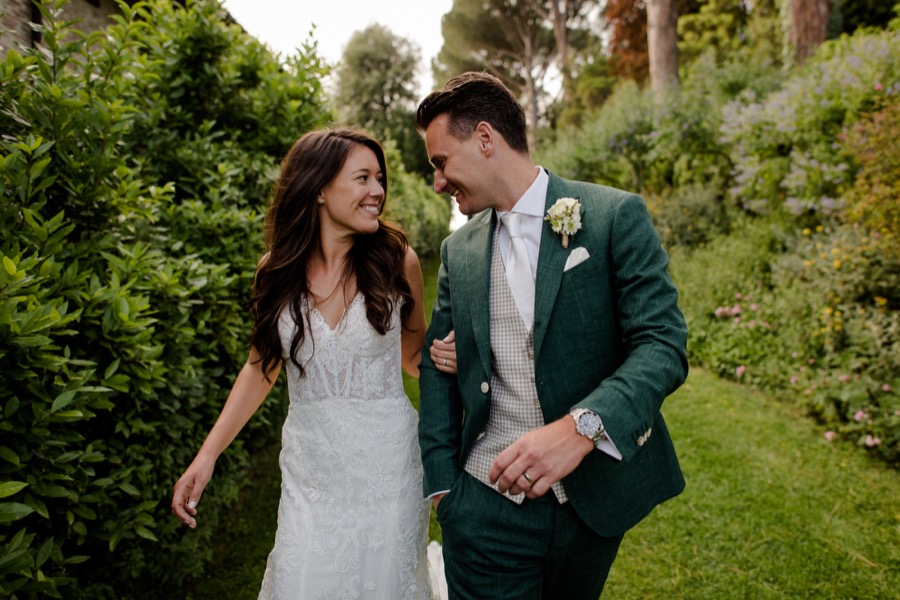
171,346 -> 281,528
400,247 -> 427,378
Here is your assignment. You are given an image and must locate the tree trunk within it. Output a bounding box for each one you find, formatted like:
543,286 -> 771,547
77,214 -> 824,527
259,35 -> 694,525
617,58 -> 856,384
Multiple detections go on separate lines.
646,0 -> 679,93
789,0 -> 831,65
549,0 -> 572,102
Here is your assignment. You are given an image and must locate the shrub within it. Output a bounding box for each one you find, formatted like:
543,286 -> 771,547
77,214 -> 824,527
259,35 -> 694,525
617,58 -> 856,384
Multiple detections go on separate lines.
381,141 -> 450,261
840,98 -> 900,240
0,0 -> 333,596
721,30 -> 900,223
673,218 -> 900,466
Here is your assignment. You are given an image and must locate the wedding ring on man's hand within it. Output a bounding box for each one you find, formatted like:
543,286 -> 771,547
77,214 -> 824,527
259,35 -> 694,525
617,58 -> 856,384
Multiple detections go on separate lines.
523,472 -> 534,485
442,358 -> 447,366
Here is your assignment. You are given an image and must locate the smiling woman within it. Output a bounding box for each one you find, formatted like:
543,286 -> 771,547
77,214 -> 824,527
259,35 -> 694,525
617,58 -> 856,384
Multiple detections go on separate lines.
171,127 -> 449,598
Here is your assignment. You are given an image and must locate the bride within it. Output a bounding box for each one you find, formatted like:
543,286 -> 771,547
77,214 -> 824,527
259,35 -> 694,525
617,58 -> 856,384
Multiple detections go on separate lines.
171,128 -> 454,599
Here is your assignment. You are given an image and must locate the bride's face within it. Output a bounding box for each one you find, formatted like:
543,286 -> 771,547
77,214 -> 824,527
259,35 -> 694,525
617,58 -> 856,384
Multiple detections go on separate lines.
317,145 -> 385,238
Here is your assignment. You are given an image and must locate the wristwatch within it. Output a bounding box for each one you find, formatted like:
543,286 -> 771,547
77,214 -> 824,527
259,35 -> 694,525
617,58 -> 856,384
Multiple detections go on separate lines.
570,408 -> 606,447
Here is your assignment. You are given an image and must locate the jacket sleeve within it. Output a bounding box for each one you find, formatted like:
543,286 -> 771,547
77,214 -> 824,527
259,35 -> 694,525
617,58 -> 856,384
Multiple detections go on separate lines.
573,194 -> 688,462
417,239 -> 464,496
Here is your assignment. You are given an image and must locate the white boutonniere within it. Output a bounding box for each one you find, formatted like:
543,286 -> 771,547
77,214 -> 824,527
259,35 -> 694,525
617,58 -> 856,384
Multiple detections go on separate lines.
545,197 -> 582,248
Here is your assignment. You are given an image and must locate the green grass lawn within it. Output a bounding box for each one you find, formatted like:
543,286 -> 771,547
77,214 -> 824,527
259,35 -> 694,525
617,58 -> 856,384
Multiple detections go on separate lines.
183,259 -> 900,599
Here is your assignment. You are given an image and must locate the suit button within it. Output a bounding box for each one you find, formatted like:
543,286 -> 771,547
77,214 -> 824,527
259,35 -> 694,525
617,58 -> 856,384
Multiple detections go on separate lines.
637,435 -> 646,446
527,350 -> 534,359
481,382 -> 490,394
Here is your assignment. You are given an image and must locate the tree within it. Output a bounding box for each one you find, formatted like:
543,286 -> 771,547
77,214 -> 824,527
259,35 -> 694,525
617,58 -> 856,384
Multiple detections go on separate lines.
333,24 -> 430,177
551,37 -> 617,127
605,0 -> 650,83
786,0 -> 831,65
542,0 -> 598,101
646,0 -> 679,92
434,0 -> 556,148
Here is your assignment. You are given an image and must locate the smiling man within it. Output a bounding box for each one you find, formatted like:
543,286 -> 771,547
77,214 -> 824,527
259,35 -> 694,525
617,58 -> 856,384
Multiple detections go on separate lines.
416,72 -> 689,599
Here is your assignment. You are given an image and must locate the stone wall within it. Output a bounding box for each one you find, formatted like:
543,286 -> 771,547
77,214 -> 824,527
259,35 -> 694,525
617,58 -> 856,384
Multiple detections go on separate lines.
1,0 -> 124,54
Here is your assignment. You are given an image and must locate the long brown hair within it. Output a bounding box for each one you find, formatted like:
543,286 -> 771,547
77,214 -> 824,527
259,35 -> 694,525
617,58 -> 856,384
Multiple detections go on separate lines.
250,128 -> 414,379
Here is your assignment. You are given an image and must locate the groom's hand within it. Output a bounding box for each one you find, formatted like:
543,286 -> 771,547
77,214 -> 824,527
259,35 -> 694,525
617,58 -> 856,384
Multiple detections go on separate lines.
489,417 -> 594,499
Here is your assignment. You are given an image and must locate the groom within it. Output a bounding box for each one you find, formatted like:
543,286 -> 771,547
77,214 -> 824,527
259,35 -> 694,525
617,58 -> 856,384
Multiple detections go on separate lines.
417,72 -> 689,599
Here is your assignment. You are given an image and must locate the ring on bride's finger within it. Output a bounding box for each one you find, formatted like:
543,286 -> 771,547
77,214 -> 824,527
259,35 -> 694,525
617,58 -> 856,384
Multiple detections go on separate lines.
523,472 -> 534,485
442,358 -> 447,366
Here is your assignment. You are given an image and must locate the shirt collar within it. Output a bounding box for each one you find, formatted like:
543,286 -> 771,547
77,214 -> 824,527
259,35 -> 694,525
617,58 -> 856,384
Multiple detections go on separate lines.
497,167 -> 548,221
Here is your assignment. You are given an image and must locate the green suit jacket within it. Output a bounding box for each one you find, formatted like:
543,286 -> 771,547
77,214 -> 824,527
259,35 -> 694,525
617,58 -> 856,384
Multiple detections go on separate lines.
418,171 -> 688,537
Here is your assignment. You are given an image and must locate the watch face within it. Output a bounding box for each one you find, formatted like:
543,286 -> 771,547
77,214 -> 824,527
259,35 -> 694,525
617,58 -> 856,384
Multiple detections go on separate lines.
578,412 -> 601,436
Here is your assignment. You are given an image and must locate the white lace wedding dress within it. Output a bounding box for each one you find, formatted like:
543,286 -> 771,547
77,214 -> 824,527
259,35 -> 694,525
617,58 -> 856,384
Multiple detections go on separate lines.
258,292 -> 439,599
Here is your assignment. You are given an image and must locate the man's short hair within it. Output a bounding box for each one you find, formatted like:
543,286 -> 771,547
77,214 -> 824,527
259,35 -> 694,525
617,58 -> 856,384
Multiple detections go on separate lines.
416,71 -> 529,154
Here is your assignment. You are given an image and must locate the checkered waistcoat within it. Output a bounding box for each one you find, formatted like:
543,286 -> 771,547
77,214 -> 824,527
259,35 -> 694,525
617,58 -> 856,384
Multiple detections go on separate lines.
463,227 -> 567,504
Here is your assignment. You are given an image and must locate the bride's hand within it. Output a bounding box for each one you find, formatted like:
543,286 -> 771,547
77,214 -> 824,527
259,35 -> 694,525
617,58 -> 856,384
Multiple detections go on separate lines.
172,455 -> 216,529
430,331 -> 457,374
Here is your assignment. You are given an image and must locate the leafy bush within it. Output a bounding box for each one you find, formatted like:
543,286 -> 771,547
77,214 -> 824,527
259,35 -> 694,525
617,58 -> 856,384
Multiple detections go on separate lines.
538,53 -> 782,250
673,218 -> 900,465
721,30 -> 900,223
381,141 -> 450,261
0,0 -> 337,596
840,98 -> 900,240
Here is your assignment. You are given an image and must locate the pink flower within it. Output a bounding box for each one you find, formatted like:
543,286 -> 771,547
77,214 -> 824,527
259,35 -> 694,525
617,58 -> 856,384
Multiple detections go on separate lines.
733,317 -> 741,325
882,384 -> 893,392
750,303 -> 759,311
824,431 -> 836,442
732,304 -> 742,315
874,82 -> 883,91
865,435 -> 880,447
736,365 -> 746,378
791,352 -> 798,358
838,374 -> 850,383
735,292 -> 743,299
790,375 -> 799,384
854,410 -> 866,422
808,358 -> 816,365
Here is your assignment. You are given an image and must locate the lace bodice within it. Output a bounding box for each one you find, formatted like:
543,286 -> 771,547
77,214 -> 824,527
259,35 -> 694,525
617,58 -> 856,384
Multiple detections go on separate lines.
279,293 -> 407,402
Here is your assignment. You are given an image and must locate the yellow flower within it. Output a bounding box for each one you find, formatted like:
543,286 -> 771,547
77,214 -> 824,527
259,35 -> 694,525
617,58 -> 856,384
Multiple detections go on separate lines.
833,259 -> 842,269
802,228 -> 811,235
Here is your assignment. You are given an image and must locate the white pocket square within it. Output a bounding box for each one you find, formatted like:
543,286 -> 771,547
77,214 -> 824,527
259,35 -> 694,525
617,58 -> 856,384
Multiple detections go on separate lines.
563,247 -> 590,271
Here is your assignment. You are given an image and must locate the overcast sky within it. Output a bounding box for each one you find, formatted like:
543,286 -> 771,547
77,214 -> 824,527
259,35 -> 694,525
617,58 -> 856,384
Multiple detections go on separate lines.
221,0 -> 453,98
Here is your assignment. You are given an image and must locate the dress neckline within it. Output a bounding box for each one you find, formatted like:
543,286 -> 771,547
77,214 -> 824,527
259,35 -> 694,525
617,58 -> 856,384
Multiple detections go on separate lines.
307,291 -> 363,333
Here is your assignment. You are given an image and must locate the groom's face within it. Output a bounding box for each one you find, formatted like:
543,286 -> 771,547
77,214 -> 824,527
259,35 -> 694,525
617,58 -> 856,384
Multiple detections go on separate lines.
424,114 -> 491,215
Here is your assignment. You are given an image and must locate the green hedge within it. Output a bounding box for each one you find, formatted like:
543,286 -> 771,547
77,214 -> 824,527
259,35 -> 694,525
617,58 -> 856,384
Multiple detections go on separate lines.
0,0 -> 334,596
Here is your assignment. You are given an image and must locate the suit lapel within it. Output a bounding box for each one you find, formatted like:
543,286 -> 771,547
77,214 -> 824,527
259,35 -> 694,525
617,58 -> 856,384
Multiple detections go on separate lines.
534,173 -> 571,361
462,211 -> 495,378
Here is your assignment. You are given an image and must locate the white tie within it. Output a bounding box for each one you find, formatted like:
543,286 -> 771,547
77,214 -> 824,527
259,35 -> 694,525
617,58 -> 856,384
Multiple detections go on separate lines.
501,213 -> 535,330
